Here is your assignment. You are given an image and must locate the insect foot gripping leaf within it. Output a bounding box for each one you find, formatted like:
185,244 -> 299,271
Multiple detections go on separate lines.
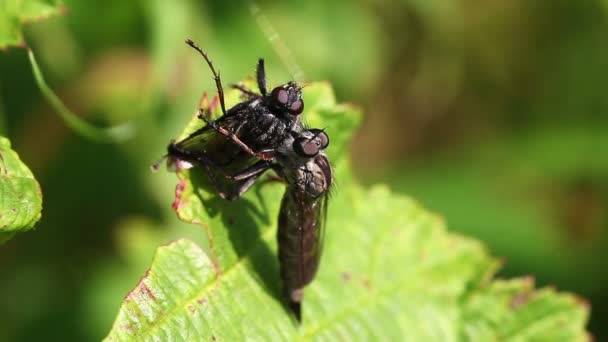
0,136 -> 43,243
106,82 -> 589,340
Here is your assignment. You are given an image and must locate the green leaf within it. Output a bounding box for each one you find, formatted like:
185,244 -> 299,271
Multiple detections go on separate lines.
0,136 -> 42,243
106,82 -> 589,340
0,0 -> 65,49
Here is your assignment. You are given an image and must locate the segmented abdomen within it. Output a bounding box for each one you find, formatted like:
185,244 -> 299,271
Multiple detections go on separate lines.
277,189 -> 323,291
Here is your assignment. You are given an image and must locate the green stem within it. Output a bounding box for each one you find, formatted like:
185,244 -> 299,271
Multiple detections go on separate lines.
28,49 -> 135,143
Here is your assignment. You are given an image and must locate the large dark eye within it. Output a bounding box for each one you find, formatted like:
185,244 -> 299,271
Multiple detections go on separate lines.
293,137 -> 320,157
289,100 -> 304,115
309,129 -> 329,149
271,87 -> 288,105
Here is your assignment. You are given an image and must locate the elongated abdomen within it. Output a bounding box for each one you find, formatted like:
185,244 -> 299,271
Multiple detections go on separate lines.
277,190 -> 323,302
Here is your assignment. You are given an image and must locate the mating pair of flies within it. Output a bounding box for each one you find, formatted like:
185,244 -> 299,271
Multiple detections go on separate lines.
162,39 -> 332,322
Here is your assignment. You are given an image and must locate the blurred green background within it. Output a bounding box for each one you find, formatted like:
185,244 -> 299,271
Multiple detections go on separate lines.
0,0 -> 606,340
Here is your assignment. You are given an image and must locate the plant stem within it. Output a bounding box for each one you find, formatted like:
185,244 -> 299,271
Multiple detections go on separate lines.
28,49 -> 135,143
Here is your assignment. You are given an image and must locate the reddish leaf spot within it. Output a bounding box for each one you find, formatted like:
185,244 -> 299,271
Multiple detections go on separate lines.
574,295 -> 591,310
125,270 -> 157,302
197,297 -> 207,306
209,96 -> 219,111
188,304 -> 196,314
341,272 -> 351,283
121,323 -> 134,332
139,283 -> 157,301
510,292 -> 531,309
172,180 -> 187,210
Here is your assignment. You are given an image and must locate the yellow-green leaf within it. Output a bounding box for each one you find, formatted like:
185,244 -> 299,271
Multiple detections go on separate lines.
0,136 -> 42,243
0,0 -> 64,48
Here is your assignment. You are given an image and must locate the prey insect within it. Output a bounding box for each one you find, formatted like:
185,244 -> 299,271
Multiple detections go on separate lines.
164,38 -> 306,200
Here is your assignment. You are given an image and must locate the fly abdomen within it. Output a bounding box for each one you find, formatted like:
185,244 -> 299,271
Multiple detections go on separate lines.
277,189 -> 323,321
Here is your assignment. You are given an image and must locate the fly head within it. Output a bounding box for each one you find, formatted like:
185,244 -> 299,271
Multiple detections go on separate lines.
269,82 -> 304,116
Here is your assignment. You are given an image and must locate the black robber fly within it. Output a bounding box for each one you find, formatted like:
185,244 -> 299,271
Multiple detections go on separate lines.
164,38 -> 306,200
222,128 -> 332,321
274,128 -> 332,322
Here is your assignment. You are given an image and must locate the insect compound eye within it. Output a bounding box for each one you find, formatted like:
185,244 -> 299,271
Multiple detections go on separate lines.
293,137 -> 320,157
309,129 -> 329,149
271,86 -> 289,105
289,99 -> 304,115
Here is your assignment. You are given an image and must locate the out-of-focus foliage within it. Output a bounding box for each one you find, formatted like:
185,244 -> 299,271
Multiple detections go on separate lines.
0,0 -> 64,48
0,136 -> 42,243
0,0 -> 605,340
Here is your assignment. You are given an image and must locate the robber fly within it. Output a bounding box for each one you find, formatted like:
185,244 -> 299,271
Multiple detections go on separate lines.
274,128 -> 332,322
165,39 -> 306,199
220,127 -> 332,321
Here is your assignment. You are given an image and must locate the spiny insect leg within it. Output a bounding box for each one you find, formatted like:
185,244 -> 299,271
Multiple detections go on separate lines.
185,38 -> 227,116
256,58 -> 267,96
228,160 -> 273,181
230,84 -> 260,98
197,109 -> 276,161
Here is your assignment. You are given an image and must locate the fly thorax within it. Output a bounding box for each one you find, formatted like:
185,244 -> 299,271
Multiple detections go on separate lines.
248,98 -> 262,109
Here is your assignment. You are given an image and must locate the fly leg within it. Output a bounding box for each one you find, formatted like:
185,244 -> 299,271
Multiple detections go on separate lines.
197,109 -> 276,160
166,142 -> 236,199
167,142 -> 233,177
230,58 -> 267,98
256,58 -> 267,96
228,160 -> 274,181
222,160 -> 276,200
230,84 -> 260,98
185,39 -> 227,115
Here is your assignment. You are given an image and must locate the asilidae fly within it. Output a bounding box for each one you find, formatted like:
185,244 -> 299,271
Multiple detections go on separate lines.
221,127 -> 332,321
274,128 -> 332,321
165,38 -> 306,200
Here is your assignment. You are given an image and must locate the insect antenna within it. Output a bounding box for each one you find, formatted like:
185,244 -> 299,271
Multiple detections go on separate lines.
249,2 -> 305,83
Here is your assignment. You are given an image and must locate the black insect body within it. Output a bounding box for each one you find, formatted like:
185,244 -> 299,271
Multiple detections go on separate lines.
166,39 -> 306,200
274,129 -> 332,322
164,39 -> 333,323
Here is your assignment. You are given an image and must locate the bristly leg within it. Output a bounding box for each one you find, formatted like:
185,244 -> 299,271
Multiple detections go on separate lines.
257,58 -> 267,96
185,38 -> 227,116
166,143 -> 234,199
231,84 -> 260,98
196,109 -> 276,161
228,160 -> 274,181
